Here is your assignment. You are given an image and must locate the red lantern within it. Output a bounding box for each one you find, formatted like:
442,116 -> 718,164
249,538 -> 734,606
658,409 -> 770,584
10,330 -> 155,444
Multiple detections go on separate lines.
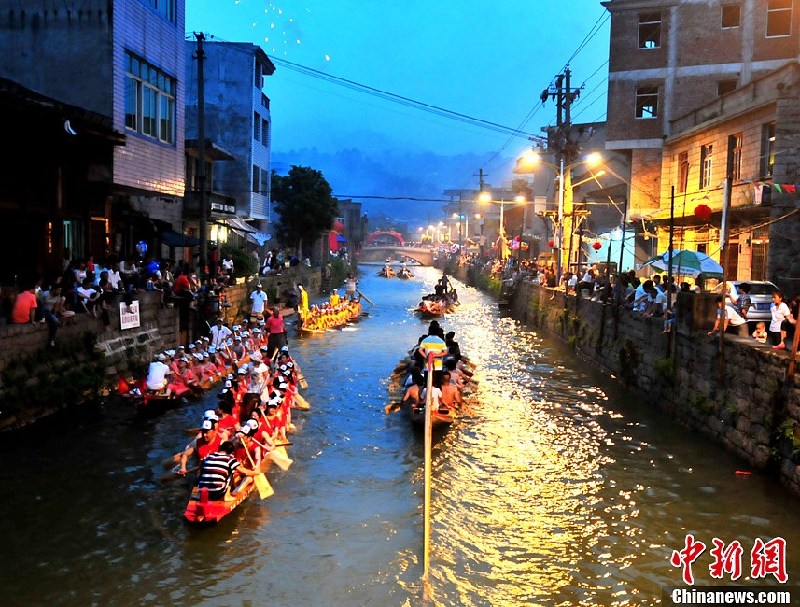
547,239 -> 555,248
592,241 -> 602,251
694,204 -> 712,222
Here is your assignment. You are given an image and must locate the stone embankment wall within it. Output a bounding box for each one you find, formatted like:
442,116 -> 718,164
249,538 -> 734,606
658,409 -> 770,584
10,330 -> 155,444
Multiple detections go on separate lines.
460,265 -> 800,496
0,269 -> 324,430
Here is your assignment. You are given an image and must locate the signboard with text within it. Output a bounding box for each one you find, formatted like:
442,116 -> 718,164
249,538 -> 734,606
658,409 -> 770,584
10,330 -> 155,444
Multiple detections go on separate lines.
119,301 -> 140,330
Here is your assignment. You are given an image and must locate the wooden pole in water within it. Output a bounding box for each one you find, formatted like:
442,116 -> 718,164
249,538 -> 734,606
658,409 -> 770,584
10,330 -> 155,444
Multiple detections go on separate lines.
422,350 -> 434,589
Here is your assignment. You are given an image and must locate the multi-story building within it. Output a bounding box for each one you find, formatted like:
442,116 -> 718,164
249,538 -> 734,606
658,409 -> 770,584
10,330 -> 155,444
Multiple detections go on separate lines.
184,41 -> 276,230
0,0 -> 187,264
604,0 -> 800,288
603,0 -> 800,215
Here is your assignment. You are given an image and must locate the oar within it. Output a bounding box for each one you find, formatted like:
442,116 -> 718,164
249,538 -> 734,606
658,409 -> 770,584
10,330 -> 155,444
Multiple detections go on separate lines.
385,402 -> 402,415
162,452 -> 181,469
293,392 -> 311,411
357,289 -> 375,305
242,443 -> 274,499
160,465 -> 198,483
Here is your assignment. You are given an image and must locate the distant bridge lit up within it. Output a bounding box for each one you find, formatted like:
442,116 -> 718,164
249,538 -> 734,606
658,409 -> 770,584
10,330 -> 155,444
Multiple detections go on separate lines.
359,246 -> 434,266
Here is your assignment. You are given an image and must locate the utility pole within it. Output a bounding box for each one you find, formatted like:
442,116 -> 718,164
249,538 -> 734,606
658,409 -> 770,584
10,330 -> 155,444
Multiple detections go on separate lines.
195,32 -> 207,278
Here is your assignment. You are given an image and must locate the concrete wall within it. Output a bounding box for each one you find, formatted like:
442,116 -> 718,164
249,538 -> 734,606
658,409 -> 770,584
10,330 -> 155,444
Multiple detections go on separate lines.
0,290 -> 179,430
500,277 -> 800,496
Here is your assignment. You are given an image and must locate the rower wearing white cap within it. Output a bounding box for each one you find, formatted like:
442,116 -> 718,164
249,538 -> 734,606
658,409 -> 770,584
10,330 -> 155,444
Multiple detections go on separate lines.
146,353 -> 172,395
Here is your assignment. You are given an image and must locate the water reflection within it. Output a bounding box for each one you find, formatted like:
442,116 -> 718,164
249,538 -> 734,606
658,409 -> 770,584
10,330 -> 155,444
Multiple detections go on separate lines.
0,266 -> 797,606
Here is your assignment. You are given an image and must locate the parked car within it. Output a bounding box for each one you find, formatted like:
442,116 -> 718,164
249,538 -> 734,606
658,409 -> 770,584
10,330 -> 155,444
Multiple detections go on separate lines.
712,280 -> 778,324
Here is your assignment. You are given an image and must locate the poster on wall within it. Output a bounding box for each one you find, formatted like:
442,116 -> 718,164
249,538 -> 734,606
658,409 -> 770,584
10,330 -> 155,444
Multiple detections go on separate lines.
120,301 -> 141,330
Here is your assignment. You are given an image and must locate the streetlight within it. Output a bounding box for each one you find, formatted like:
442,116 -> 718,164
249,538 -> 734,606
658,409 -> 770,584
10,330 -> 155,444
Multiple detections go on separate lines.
478,192 -> 527,259
515,150 -> 604,281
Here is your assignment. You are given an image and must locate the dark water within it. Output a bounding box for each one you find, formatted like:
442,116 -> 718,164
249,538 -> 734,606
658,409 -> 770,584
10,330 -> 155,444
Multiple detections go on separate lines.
1,265 -> 798,606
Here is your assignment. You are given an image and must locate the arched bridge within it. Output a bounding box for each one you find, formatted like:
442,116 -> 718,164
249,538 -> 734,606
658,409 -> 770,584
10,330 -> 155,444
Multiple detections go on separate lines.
359,246 -> 434,266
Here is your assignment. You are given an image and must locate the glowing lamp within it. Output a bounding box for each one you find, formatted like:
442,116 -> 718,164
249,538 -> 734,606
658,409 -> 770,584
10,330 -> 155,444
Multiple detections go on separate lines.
547,239 -> 555,248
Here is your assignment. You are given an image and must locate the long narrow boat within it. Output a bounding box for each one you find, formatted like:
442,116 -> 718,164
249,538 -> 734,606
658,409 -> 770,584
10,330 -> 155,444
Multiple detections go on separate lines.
183,457 -> 271,525
297,302 -> 363,334
404,400 -> 456,429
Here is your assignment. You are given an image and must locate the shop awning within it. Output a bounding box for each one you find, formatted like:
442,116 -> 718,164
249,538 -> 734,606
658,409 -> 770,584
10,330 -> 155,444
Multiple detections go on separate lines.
161,231 -> 201,247
217,216 -> 258,234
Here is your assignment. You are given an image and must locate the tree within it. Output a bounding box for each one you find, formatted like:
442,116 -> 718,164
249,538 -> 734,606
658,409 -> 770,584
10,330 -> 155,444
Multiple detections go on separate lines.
271,166 -> 339,256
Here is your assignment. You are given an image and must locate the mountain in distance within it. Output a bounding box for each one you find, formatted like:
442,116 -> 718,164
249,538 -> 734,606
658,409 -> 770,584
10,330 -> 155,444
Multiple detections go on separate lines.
271,146 -> 515,225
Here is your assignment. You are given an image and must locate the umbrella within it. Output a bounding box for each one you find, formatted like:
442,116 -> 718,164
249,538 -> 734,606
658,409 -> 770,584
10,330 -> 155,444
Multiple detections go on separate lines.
642,249 -> 723,277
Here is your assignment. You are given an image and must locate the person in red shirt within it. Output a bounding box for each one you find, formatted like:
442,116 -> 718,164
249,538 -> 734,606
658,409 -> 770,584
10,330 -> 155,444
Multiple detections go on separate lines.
265,307 -> 287,359
11,287 -> 37,325
178,420 -> 221,476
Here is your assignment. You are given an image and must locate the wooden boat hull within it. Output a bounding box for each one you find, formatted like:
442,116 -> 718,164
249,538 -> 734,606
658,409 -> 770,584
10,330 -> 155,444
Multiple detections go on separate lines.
404,401 -> 456,429
184,458 -> 271,525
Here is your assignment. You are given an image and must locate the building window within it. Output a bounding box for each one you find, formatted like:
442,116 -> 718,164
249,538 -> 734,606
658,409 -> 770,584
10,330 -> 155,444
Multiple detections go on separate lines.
767,0 -> 792,37
260,168 -> 269,195
144,0 -> 175,24
638,12 -> 661,49
254,112 -> 261,141
727,133 -> 743,180
761,122 -> 776,177
261,93 -> 270,109
678,151 -> 689,193
252,165 -> 260,193
721,5 -> 740,28
124,52 -> 176,144
718,79 -> 737,96
261,118 -> 269,147
700,144 -> 713,189
635,86 -> 658,118
255,62 -> 262,88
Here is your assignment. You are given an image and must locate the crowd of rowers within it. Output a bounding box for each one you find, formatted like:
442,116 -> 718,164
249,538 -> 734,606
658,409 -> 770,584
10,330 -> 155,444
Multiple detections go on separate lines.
400,320 -> 475,415
416,274 -> 459,316
298,289 -> 362,332
157,335 -> 305,501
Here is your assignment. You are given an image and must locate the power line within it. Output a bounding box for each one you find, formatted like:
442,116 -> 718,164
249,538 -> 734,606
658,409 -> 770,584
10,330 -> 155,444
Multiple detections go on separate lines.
268,56 -> 540,139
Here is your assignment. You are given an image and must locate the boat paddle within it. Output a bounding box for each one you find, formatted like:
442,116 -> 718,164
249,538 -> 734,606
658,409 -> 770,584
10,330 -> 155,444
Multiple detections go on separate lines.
242,444 -> 274,500
356,289 -> 375,306
160,465 -> 198,483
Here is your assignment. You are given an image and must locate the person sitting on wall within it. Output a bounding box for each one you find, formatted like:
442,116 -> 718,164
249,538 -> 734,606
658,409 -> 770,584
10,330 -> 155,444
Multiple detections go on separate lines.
76,278 -> 102,318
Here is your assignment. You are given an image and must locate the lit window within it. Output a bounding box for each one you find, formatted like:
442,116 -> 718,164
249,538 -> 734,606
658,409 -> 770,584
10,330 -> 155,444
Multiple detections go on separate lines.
728,133 -> 743,181
767,0 -> 792,37
635,86 -> 658,119
761,122 -> 776,177
124,51 -> 176,144
700,144 -> 713,189
721,5 -> 740,28
678,151 -> 689,193
638,12 -> 661,49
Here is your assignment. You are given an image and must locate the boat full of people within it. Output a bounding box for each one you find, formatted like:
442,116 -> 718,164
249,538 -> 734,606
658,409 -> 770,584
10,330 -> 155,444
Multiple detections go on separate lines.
397,265 -> 414,279
296,292 -> 363,334
377,264 -> 396,278
386,320 -> 476,431
414,274 -> 458,318
157,338 -> 308,525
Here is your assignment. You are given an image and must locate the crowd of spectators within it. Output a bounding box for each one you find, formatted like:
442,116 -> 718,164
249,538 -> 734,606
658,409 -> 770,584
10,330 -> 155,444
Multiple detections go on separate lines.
455,252 -> 799,351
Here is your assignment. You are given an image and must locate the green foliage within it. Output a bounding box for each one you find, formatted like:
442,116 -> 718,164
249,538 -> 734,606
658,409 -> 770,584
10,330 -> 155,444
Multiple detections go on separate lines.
272,166 -> 338,248
220,243 -> 259,278
654,357 -> 676,383
779,419 -> 800,450
329,256 -> 350,288
567,335 -> 577,349
0,332 -> 106,418
687,391 -> 714,414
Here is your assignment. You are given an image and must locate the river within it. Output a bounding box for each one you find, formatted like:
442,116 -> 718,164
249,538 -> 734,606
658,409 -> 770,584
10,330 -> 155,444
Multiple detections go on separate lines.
0,265 -> 798,606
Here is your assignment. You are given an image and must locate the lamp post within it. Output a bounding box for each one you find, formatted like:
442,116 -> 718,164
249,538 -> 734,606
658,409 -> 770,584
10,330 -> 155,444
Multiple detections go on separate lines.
515,150 -> 603,282
478,192 -> 527,259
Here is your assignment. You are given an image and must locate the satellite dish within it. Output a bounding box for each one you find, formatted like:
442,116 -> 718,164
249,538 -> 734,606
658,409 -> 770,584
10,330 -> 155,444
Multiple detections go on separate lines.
64,119 -> 78,135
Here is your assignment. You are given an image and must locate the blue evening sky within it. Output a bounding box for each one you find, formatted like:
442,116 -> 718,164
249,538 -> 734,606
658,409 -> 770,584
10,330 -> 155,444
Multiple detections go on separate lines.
186,0 -> 611,218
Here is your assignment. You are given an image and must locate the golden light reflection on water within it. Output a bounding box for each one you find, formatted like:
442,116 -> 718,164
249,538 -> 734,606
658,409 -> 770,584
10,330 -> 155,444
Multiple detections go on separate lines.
394,274 -> 682,606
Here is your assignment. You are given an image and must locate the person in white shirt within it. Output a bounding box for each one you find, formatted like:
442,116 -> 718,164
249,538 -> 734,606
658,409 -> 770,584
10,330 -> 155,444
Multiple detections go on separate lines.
209,318 -> 233,349
708,297 -> 748,337
769,290 -> 794,349
249,283 -> 269,318
146,354 -> 172,393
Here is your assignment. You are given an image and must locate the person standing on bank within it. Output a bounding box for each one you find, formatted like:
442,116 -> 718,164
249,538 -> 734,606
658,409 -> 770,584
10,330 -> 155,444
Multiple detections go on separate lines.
265,307 -> 288,359
249,282 -> 268,321
769,290 -> 794,350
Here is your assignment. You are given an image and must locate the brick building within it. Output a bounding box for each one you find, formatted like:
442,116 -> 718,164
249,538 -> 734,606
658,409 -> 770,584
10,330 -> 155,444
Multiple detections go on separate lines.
604,0 -> 800,289
0,0 -> 188,267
